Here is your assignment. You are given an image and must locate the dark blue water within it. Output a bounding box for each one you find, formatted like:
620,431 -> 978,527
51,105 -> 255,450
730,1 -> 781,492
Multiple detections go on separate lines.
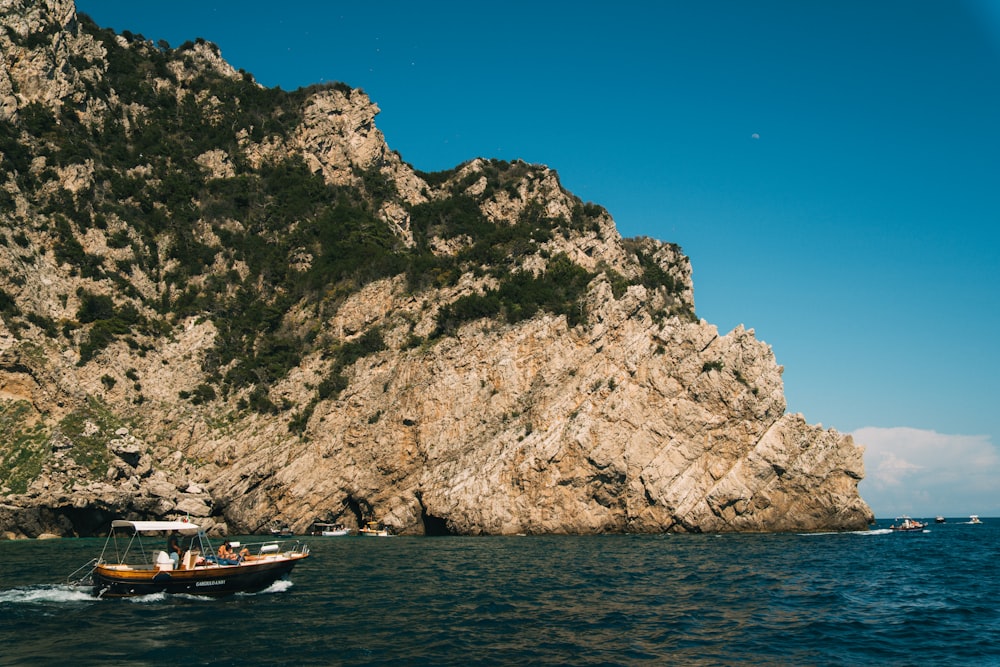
2,519 -> 998,666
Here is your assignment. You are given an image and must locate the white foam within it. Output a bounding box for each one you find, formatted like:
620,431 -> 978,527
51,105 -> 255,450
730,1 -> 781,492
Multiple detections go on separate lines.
251,579 -> 294,595
799,528 -> 894,536
0,585 -> 95,604
125,591 -> 169,603
0,577 -> 299,604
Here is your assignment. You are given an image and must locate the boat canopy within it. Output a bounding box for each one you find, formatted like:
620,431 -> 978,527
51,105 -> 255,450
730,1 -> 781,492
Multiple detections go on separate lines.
111,519 -> 201,534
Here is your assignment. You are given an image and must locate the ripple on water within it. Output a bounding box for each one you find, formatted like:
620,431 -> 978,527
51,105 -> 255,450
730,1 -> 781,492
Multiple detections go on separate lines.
2,527 -> 999,664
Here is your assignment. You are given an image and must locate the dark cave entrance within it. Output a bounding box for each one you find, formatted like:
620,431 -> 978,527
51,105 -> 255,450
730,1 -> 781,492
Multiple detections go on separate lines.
63,506 -> 117,537
416,492 -> 454,536
345,497 -> 366,529
420,508 -> 452,536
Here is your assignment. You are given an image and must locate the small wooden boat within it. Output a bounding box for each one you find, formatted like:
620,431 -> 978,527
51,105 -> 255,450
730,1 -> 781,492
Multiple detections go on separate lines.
86,520 -> 309,598
889,516 -> 927,532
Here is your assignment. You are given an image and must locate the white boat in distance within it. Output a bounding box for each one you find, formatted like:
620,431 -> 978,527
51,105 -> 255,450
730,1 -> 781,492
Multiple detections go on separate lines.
310,522 -> 352,536
889,516 -> 927,532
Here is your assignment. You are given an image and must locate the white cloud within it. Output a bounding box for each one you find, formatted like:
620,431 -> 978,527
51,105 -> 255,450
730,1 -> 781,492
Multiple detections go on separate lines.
872,450 -> 922,487
853,426 -> 1000,519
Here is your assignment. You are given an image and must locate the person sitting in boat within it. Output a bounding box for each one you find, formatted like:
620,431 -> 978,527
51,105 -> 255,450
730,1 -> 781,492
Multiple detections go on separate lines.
216,540 -> 248,565
217,541 -> 238,564
167,531 -> 182,567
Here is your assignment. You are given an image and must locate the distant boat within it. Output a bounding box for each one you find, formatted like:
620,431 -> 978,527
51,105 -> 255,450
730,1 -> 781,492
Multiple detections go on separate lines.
889,516 -> 927,532
935,516 -> 946,523
359,520 -> 392,537
310,522 -> 352,536
969,515 -> 982,524
269,522 -> 294,537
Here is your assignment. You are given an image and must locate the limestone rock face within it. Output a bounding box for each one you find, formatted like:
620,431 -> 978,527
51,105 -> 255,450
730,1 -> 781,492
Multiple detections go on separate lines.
0,0 -> 107,121
292,87 -> 429,244
296,89 -> 386,185
0,0 -> 873,538
195,287 -> 868,535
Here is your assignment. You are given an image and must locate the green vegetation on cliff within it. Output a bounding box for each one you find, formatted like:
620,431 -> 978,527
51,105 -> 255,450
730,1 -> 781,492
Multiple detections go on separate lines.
0,14 -> 692,424
0,401 -> 48,495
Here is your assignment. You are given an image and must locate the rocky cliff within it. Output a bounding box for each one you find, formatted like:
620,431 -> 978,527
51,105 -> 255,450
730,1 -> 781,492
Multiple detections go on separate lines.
0,0 -> 873,538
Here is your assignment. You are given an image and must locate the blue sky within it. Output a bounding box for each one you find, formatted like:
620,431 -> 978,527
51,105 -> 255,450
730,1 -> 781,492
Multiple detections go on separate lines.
74,1 -> 999,519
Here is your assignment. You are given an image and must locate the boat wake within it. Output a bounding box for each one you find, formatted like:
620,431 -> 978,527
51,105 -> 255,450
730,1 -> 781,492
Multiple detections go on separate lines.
799,528 -> 894,536
247,579 -> 294,595
69,579 -> 293,605
113,579 -> 295,603
0,585 -> 94,605
96,584 -> 294,604
123,580 -> 295,601
124,591 -> 172,603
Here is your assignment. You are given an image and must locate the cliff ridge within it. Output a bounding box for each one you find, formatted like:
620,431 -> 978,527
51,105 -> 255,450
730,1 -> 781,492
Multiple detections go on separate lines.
0,0 -> 872,537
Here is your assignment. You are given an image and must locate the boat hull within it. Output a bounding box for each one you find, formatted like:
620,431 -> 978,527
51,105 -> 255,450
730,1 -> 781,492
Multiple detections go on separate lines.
93,554 -> 307,598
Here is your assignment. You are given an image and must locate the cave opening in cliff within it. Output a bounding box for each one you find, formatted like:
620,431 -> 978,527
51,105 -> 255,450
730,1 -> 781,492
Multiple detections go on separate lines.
420,508 -> 452,536
344,497 -> 366,529
414,492 -> 453,536
63,506 -> 117,537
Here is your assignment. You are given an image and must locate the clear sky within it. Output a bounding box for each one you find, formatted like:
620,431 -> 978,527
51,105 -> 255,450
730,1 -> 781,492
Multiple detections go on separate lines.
74,1 -> 1000,519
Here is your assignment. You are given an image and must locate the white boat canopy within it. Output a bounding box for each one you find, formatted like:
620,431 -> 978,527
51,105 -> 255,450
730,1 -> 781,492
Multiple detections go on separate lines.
111,519 -> 201,534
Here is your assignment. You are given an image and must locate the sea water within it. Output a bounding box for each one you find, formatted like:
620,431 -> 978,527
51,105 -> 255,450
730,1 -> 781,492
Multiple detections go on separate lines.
1,519 -> 998,666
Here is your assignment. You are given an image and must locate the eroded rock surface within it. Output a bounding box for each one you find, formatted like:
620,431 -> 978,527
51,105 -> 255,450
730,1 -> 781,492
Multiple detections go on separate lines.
0,0 -> 872,537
